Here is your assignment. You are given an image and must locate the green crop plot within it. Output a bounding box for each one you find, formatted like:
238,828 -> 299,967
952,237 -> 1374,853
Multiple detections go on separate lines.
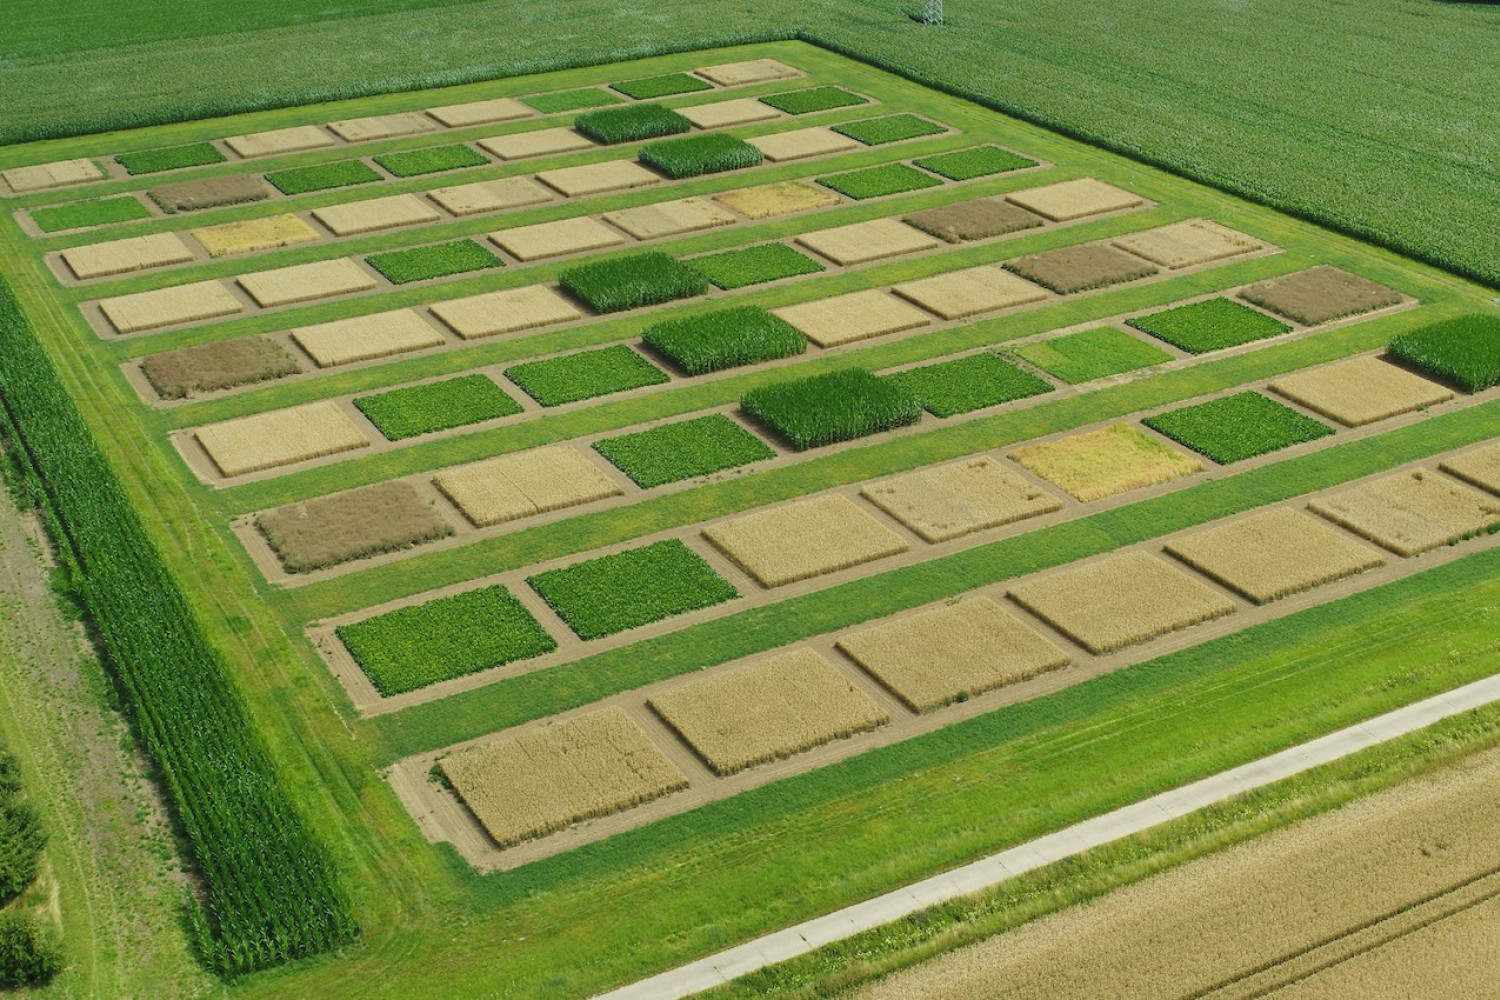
817,162 -> 944,200
612,72 -> 713,99
886,352 -> 1054,417
559,251 -> 708,313
913,145 -> 1039,180
594,414 -> 775,487
638,133 -> 763,178
1010,327 -> 1174,384
1386,315 -> 1500,393
115,142 -> 225,175
1129,298 -> 1293,354
833,114 -> 947,145
365,239 -> 502,285
742,368 -> 922,449
1144,391 -> 1335,463
265,159 -> 382,195
506,344 -> 670,406
761,86 -> 869,114
573,103 -> 692,144
641,306 -> 807,375
353,374 -> 522,440
31,195 -> 150,232
523,88 -> 623,113
689,242 -> 825,290
373,144 -> 488,177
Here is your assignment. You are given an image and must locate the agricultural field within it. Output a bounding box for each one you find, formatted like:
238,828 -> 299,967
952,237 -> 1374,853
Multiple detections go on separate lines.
1,34 -> 1500,1000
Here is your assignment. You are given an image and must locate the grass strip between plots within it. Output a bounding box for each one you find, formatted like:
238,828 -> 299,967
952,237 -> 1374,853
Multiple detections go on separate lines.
1009,327 -> 1174,384
594,414 -> 775,487
266,159 -> 382,195
612,73 -> 713,99
742,369 -> 922,449
886,352 -> 1054,417
688,242 -> 825,290
818,163 -> 944,200
638,133 -> 763,179
365,239 -> 502,285
31,196 -> 151,232
1386,314 -> 1500,393
833,114 -> 947,145
641,306 -> 807,375
523,88 -> 622,113
507,344 -> 670,406
559,251 -> 708,313
761,86 -> 869,114
573,103 -> 692,144
1143,391 -> 1335,463
373,144 -> 489,177
354,374 -> 522,441
115,142 -> 225,175
914,145 -> 1039,180
1129,297 -> 1292,354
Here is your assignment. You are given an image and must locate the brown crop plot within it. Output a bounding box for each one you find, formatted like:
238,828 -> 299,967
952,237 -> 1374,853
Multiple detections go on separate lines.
1240,265 -> 1404,325
1009,423 -> 1202,502
1440,441 -> 1500,496
223,125 -> 336,158
491,216 -> 628,261
1308,468 -> 1500,556
892,264 -> 1049,319
427,176 -> 555,216
194,399 -> 368,477
1004,177 -> 1143,221
99,279 -> 244,334
237,258 -> 378,308
256,480 -> 453,573
192,214 -> 320,257
326,112 -> 436,142
62,232 -> 196,280
748,127 -> 861,162
434,445 -> 623,527
772,288 -> 930,347
713,180 -> 841,219
677,98 -> 783,129
794,218 -> 940,265
603,197 -> 738,240
477,126 -> 595,160
1111,219 -> 1263,269
695,58 -> 800,86
702,493 -> 910,588
904,197 -> 1044,243
1268,355 -> 1454,427
861,456 -> 1063,542
1003,243 -> 1159,294
426,97 -> 532,128
141,336 -> 301,399
291,309 -> 446,368
3,158 -> 103,193
148,174 -> 271,213
429,284 -> 583,340
536,160 -> 661,198
311,194 -> 443,237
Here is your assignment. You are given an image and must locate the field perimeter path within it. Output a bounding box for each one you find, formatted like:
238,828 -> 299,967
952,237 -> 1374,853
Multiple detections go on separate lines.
593,669 -> 1500,1000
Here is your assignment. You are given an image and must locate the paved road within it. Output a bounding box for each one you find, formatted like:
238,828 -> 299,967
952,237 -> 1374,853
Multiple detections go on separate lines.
592,672 -> 1500,1000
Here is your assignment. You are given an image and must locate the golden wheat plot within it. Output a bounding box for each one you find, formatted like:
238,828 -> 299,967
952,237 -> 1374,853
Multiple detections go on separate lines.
62,232 -> 197,280
1009,423 -> 1202,502
1110,219 -> 1263,269
1268,355 -> 1454,427
191,214 -> 321,257
712,181 -> 841,219
837,596 -> 1070,712
194,400 -> 369,477
1308,468 -> 1500,556
434,445 -> 622,527
648,649 -> 888,775
439,707 -> 687,849
291,309 -> 446,368
861,456 -> 1063,542
1441,441 -> 1500,496
1005,177 -> 1144,221
702,494 -> 910,588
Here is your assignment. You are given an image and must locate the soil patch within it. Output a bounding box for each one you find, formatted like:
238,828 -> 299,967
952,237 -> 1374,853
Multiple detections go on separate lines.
147,174 -> 270,213
1004,243 -> 1159,294
1240,265 -> 1404,325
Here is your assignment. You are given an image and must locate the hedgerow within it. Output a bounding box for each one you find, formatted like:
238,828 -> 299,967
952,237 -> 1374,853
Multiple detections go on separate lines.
637,133 -> 763,178
506,344 -> 670,406
573,103 -> 692,144
116,142 -> 225,175
354,373 -> 522,440
365,239 -> 502,285
885,352 -> 1053,417
559,251 -> 708,313
373,143 -> 489,177
31,196 -> 151,233
1144,391 -> 1334,463
688,242 -> 824,290
0,751 -> 44,903
1386,315 -> 1500,393
642,306 -> 807,375
594,414 -> 775,487
741,369 -> 922,449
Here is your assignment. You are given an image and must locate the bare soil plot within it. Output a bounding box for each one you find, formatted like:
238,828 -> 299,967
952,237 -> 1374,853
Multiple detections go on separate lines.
326,112 -> 436,142
425,97 -> 533,128
749,127 -> 861,162
429,284 -> 582,340
256,480 -> 452,572
1008,550 -> 1236,654
535,160 -> 661,197
703,493 -> 910,588
794,218 -> 940,265
1112,218 -> 1264,268
1308,468 -> 1500,556
837,596 -> 1070,712
223,125 -> 336,158
1165,507 -> 1385,604
3,158 -> 103,193
477,126 -> 595,160
771,288 -> 930,347
1005,178 -> 1144,221
1240,265 -> 1404,325
649,648 -> 888,775
713,180 -> 841,219
439,707 -> 687,849
291,309 -> 446,367
237,258 -> 377,308
428,176 -> 555,216
1004,243 -> 1159,294
191,214 -> 320,257
312,193 -> 442,236
602,197 -> 738,240
904,197 -> 1044,243
490,216 -> 628,261
892,264 -> 1049,320
148,174 -> 270,213
62,232 -> 196,280
862,456 -> 1063,542
677,98 -> 784,129
1269,355 -> 1454,427
695,58 -> 800,86
434,445 -> 622,527
194,399 -> 368,477
1009,423 -> 1203,502
1440,441 -> 1500,496
140,336 -> 300,399
98,280 -> 244,334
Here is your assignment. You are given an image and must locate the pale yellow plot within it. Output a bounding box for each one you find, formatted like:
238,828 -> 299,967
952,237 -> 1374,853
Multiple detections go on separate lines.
1112,219 -> 1264,269
223,126 -> 336,159
1268,355 -> 1454,427
862,456 -> 1063,543
649,648 -> 888,775
1010,423 -> 1202,502
191,214 -> 321,257
429,284 -> 583,340
713,180 -> 841,219
1308,468 -> 1500,556
838,596 -> 1070,712
602,197 -> 738,240
703,493 -> 909,588
772,288 -> 930,348
194,400 -> 368,477
1006,177 -> 1144,221
237,258 -> 378,308
326,112 -> 436,142
535,160 -> 661,197
676,98 -> 784,129
428,176 -> 555,216
4,158 -> 103,193
98,280 -> 244,334
490,216 -> 628,261
312,194 -> 442,236
62,232 -> 196,280
749,127 -> 861,162
425,97 -> 533,128
291,310 -> 446,368
478,127 -> 595,160
440,707 -> 687,849
1009,550 -> 1236,654
892,264 -> 1049,320
794,218 -> 939,265
695,58 -> 802,87
1440,441 -> 1500,496
434,445 -> 622,527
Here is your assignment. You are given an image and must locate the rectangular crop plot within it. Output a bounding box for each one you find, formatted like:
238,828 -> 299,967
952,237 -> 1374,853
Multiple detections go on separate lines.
611,73 -> 712,100
603,197 -> 738,241
741,368 -> 922,449
477,127 -> 596,160
327,112 -> 436,143
1144,391 -> 1334,464
649,649 -> 888,775
1009,550 -> 1236,654
148,175 -> 270,214
1112,219 -> 1264,269
1441,442 -> 1500,496
638,133 -> 763,179
862,455 -> 1062,542
266,160 -> 382,196
440,707 -> 687,849
528,539 -> 738,639
1269,355 -> 1454,427
222,125 -> 336,159
536,160 -> 662,198
425,97 -> 532,128
1010,423 -> 1202,502
434,445 -> 621,527
33,196 -> 151,233
641,306 -> 806,375
892,264 -> 1049,320
573,104 -> 692,144
794,218 -> 939,266
312,193 -> 443,237
904,197 -> 1044,243
195,400 -> 368,477
373,144 -> 489,178
1239,266 -> 1403,325
885,353 -> 1053,418
595,414 -> 773,488
116,142 -> 225,175
837,596 -> 1069,712
817,163 -> 944,201
191,214 -> 320,258
62,232 -> 196,280
913,145 -> 1037,181
696,58 -> 799,86
1003,243 -> 1159,294
772,289 -> 931,348
760,86 -> 869,115
1386,315 -> 1500,393
522,88 -> 621,114
689,243 -> 825,290
354,374 -> 522,441
703,493 -> 909,588
1127,297 -> 1292,354
833,114 -> 947,145
1005,177 -> 1144,221
676,98 -> 783,129
748,127 -> 861,163
428,176 -> 554,217
2,158 -> 102,193
1308,469 -> 1500,556
366,239 -> 502,284
506,345 -> 669,406
712,180 -> 841,218
429,284 -> 582,340
237,258 -> 378,308
1010,327 -> 1173,384
291,309 -> 446,368
256,481 -> 453,573
1165,507 -> 1385,604
98,280 -> 243,334
141,337 -> 301,399
492,216 -> 628,261
337,585 -> 554,696
558,252 -> 707,313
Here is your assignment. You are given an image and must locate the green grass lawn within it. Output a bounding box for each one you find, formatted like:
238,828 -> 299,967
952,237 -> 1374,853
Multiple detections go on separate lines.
365,239 -> 502,285
1386,315 -> 1500,393
688,242 -> 825,290
818,162 -> 944,200
372,143 -> 489,177
594,414 -> 775,487
353,374 -> 523,440
524,87 -> 624,113
1129,298 -> 1293,354
506,345 -> 671,406
30,196 -> 150,232
265,159 -> 382,195
1010,327 -> 1174,384
913,145 -> 1038,180
1143,391 -> 1335,463
886,352 -> 1054,417
641,306 -> 807,374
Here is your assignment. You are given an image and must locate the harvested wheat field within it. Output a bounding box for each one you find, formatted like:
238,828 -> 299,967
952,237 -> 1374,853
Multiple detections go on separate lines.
98,280 -> 244,334
192,214 -> 321,257
194,399 -> 368,477
1009,550 -> 1236,654
429,284 -> 582,339
223,125 -> 335,158
837,596 -> 1070,712
141,336 -> 301,399
772,288 -> 930,347
602,198 -> 737,240
703,493 -> 910,587
434,445 -> 622,527
312,194 -> 443,237
428,176 -> 554,216
440,707 -> 687,849
491,216 -> 628,261
237,258 -> 377,308
696,58 -> 799,86
749,127 -> 861,162
1165,507 -> 1385,604
677,98 -> 783,129
1308,468 -> 1500,556
477,127 -> 595,160
1240,265 -> 1404,325
1005,177 -> 1143,221
1004,243 -> 1159,294
148,174 -> 270,213
649,648 -> 888,775
292,309 -> 446,367
426,97 -> 532,128
536,160 -> 662,197
794,218 -> 939,265
713,180 -> 841,219
1111,218 -> 1263,269
3,158 -> 103,193
861,456 -> 1063,542
1009,423 -> 1202,502
1440,441 -> 1500,496
62,232 -> 197,280
1269,355 -> 1454,426
904,198 -> 1044,243
326,112 -> 436,142
256,480 -> 452,572
892,265 -> 1049,320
